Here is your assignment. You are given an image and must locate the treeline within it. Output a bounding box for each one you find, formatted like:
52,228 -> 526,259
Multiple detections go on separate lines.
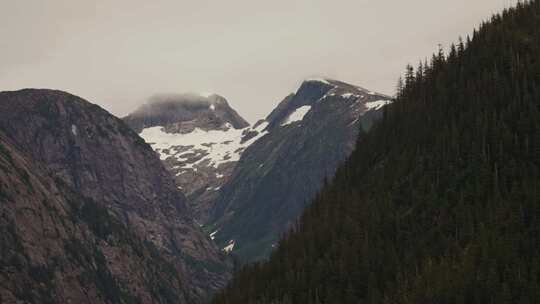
212,1 -> 540,303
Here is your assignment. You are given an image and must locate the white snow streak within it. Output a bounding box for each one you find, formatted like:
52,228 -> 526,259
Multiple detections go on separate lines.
365,100 -> 392,111
281,106 -> 311,126
305,78 -> 332,85
223,240 -> 235,253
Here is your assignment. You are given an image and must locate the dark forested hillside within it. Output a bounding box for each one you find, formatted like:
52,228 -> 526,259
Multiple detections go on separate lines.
212,1 -> 540,303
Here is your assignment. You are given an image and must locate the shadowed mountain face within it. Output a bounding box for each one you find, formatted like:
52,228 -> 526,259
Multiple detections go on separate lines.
0,89 -> 230,303
208,79 -> 392,262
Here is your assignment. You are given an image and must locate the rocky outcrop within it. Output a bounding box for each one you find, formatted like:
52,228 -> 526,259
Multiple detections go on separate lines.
0,89 -> 230,303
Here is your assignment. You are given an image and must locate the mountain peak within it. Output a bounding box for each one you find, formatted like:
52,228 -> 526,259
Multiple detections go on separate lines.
124,93 -> 249,133
303,77 -> 333,85
265,78 -> 392,129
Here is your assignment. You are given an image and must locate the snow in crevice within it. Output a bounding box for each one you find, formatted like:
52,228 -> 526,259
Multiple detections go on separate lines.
71,124 -> 78,136
223,240 -> 235,253
254,121 -> 269,132
365,100 -> 392,111
281,106 -> 311,126
210,230 -> 219,240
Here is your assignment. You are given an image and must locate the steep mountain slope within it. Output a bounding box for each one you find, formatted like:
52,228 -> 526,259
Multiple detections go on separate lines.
124,94 -> 255,223
209,79 -> 392,262
0,89 -> 230,303
213,1 -> 540,303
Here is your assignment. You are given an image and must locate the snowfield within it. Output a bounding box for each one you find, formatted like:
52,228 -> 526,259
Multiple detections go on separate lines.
140,121 -> 269,170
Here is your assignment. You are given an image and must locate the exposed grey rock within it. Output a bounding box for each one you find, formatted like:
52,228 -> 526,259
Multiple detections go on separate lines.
124,93 -> 255,223
0,89 -> 231,303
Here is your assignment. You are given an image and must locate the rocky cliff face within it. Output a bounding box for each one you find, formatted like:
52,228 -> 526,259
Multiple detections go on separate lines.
208,79 -> 392,262
124,93 -> 258,223
0,89 -> 230,303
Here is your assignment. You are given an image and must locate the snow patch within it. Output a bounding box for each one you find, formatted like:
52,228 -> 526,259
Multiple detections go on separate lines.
140,123 -> 269,170
281,106 -> 311,126
210,230 -> 219,240
209,104 -> 216,111
254,121 -> 269,132
365,100 -> 392,111
71,124 -> 78,136
223,240 -> 235,253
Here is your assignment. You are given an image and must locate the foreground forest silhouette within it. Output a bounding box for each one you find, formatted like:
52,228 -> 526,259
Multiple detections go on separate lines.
213,1 -> 540,303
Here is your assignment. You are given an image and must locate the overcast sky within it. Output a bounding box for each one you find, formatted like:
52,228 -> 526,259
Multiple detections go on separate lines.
0,0 -> 518,122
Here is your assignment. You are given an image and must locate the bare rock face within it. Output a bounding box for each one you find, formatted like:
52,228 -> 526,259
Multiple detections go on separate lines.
0,89 -> 231,303
208,79 -> 393,262
123,93 -> 259,224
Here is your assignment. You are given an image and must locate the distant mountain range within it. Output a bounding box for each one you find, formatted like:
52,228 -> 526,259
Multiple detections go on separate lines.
124,78 -> 392,262
0,77 -> 391,304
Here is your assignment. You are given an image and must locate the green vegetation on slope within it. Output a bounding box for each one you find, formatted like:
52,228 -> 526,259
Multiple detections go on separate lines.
213,1 -> 540,303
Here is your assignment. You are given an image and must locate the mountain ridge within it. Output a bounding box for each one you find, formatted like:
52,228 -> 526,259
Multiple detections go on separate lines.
0,88 -> 231,303
208,78 -> 392,262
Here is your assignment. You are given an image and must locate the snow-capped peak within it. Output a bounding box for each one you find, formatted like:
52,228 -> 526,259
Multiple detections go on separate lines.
304,77 -> 332,85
